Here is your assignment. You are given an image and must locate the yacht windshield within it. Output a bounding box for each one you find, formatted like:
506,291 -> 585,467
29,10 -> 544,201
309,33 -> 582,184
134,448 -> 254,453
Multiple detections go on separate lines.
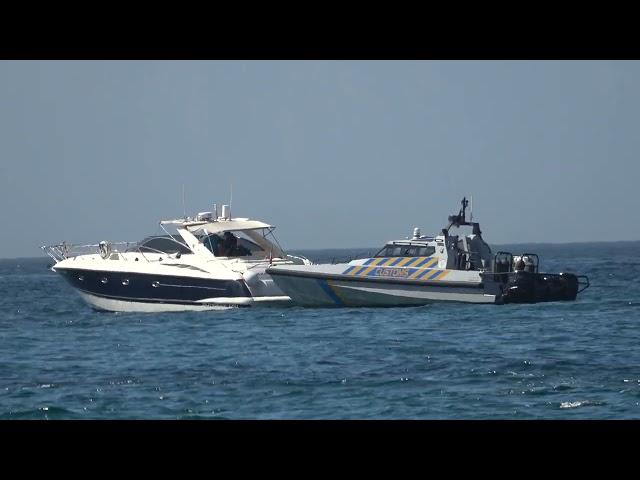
131,236 -> 193,255
199,231 -> 264,257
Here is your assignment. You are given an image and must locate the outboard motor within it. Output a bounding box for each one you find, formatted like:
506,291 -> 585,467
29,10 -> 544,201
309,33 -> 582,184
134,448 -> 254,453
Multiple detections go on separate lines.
445,197 -> 590,304
491,251 -> 589,304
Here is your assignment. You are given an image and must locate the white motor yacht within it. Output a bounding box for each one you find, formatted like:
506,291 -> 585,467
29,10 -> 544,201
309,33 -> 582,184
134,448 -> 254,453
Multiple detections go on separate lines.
43,204 -> 310,312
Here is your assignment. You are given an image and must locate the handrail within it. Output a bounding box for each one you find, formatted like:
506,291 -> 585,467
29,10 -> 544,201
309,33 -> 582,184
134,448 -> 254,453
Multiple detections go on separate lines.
493,251 -> 540,274
43,241 -> 145,262
286,254 -> 312,265
577,275 -> 590,293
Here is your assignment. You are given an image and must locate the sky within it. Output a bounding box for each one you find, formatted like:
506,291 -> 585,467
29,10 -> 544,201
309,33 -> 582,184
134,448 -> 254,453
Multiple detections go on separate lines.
1,60 -> 639,258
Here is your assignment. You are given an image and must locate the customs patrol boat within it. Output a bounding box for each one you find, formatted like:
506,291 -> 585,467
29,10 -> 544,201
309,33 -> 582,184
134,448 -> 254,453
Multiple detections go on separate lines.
266,198 -> 589,307
42,204 -> 310,312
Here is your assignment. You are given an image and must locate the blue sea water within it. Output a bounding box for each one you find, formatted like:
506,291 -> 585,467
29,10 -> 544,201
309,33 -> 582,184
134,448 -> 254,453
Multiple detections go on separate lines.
1,243 -> 640,420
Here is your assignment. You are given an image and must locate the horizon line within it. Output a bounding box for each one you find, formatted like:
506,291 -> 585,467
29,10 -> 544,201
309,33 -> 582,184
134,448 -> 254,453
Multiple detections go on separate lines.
4,238 -> 640,261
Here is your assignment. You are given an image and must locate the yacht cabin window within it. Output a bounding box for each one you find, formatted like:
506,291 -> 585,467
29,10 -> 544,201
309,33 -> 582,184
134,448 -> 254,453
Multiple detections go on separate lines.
199,232 -> 264,257
133,236 -> 193,255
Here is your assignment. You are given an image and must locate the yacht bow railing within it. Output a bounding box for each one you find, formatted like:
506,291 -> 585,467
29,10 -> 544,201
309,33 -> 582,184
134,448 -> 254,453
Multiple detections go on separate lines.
41,241 -> 138,263
42,241 -> 313,267
286,254 -> 312,265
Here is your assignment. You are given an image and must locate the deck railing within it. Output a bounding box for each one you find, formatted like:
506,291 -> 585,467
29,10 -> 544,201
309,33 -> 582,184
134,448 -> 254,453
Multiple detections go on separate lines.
41,241 -> 138,263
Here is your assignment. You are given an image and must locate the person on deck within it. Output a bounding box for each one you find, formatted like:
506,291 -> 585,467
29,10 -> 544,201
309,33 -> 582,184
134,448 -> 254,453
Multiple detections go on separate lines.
222,232 -> 251,257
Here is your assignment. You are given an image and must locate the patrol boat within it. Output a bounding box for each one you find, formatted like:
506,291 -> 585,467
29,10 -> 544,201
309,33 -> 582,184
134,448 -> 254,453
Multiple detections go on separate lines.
266,198 -> 589,307
42,204 -> 310,312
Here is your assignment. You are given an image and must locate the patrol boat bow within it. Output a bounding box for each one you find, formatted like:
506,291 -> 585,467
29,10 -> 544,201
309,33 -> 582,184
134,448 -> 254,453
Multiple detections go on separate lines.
43,204 -> 310,312
266,198 -> 589,307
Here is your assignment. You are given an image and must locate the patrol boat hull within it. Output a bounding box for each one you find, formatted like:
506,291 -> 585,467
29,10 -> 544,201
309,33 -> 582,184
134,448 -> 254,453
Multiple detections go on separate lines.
266,262 -> 498,307
266,268 -> 495,306
266,264 -> 583,307
266,192 -> 589,307
267,197 -> 589,308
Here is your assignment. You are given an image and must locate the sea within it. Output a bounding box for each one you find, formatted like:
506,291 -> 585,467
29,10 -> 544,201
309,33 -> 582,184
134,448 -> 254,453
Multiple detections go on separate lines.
1,242 -> 639,420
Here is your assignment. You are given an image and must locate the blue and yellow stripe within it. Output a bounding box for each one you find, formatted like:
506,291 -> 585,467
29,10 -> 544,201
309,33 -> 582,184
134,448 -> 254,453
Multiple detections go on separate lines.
341,256 -> 450,282
317,279 -> 344,306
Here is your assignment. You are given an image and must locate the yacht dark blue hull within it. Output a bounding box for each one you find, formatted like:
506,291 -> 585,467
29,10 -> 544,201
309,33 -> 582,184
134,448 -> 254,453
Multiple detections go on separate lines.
54,267 -> 252,310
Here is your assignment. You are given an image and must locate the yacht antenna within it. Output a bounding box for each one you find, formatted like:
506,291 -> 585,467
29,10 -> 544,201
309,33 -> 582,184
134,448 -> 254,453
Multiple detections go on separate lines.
470,195 -> 473,222
182,184 -> 186,219
229,183 -> 233,220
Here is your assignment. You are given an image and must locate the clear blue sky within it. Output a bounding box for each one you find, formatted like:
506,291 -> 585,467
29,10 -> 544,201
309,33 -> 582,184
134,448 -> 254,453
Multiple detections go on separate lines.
1,60 -> 638,258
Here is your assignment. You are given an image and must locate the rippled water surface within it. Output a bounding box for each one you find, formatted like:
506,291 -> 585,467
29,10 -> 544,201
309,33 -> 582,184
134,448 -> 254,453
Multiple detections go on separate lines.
1,244 -> 640,419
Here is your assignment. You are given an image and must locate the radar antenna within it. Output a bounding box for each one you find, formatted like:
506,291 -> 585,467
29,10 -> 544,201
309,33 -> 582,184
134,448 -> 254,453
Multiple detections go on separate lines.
182,184 -> 186,219
447,197 -> 468,229
443,196 -> 484,236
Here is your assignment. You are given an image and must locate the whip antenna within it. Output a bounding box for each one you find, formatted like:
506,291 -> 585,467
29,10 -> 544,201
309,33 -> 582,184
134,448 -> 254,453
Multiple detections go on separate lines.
182,184 -> 186,218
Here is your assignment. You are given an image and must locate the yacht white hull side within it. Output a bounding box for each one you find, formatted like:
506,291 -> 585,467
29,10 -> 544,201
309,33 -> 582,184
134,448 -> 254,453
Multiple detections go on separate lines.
77,291 -> 293,312
78,291 -> 236,312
